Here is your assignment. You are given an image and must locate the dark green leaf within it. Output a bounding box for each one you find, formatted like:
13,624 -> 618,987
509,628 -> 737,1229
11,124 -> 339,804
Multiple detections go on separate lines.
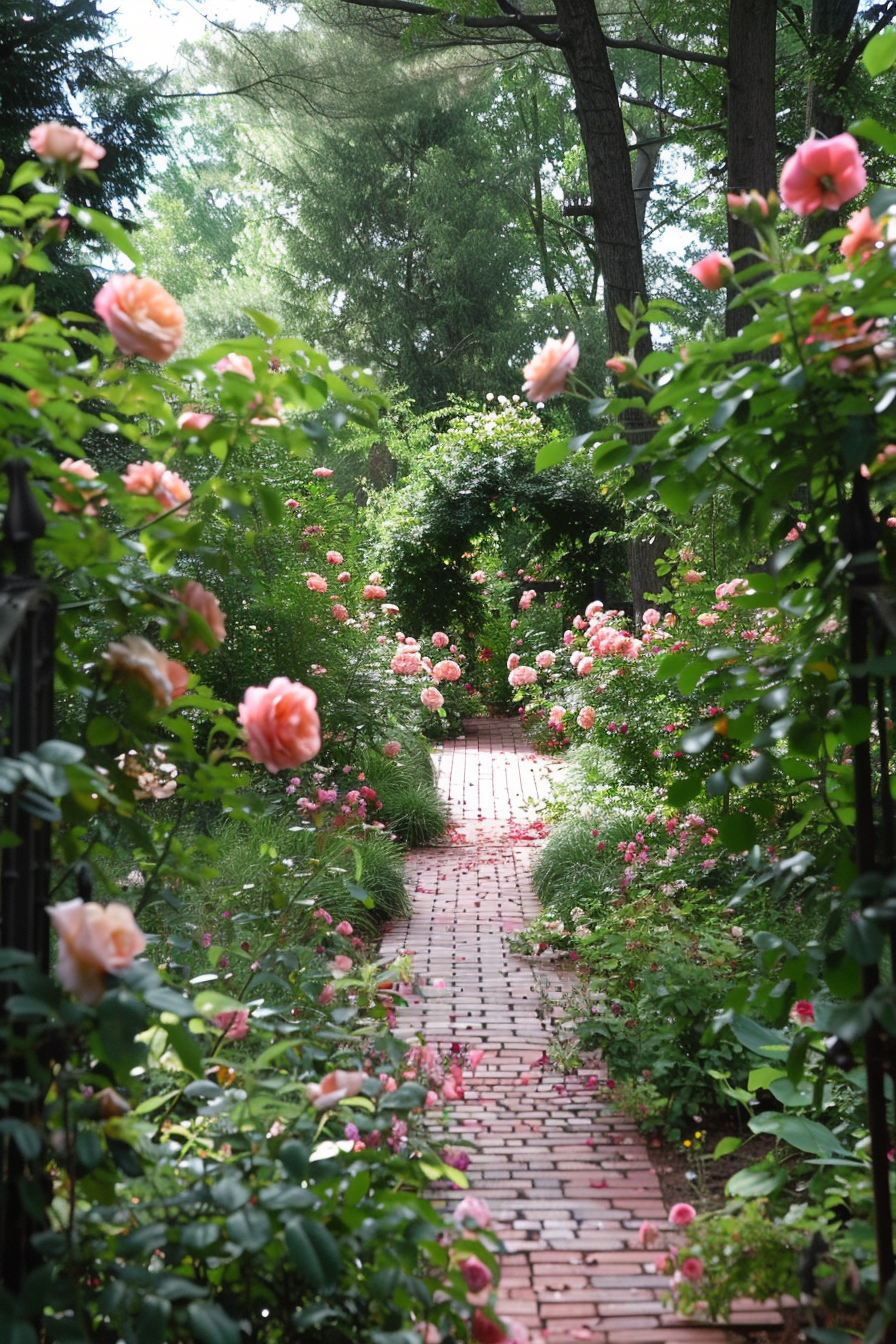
186,1301 -> 241,1344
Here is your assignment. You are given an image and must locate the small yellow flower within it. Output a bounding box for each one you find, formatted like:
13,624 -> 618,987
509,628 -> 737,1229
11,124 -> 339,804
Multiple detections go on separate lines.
683,1139 -> 692,1148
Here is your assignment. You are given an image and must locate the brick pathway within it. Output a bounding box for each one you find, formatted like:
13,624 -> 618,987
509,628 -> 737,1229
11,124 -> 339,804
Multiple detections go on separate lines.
381,719 -> 783,1344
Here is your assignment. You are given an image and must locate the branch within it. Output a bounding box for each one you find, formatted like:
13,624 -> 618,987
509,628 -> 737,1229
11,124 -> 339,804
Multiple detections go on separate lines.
338,0 -> 561,44
836,0 -> 896,86
603,33 -> 727,68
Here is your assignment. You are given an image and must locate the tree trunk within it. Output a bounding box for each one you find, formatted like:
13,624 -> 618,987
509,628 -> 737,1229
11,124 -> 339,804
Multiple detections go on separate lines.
726,0 -> 777,337
626,529 -> 667,625
803,0 -> 860,241
552,0 -> 651,362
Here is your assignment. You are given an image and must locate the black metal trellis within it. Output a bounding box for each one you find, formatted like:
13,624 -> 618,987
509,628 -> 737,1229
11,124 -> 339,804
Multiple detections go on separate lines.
0,459 -> 56,971
842,477 -> 896,1339
0,459 -> 56,1299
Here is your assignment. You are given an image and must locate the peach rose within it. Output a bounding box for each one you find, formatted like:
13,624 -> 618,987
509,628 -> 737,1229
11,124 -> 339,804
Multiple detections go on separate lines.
312,467 -> 333,478
177,411 -> 214,431
432,632 -> 449,648
391,649 -> 422,675
166,659 -> 190,700
305,1069 -> 367,1110
420,686 -> 444,710
121,461 -> 191,515
688,251 -> 734,290
238,676 -> 321,772
432,659 -> 461,682
214,1009 -> 249,1040
577,705 -> 596,730
363,584 -> 387,600
522,331 -> 579,401
331,603 -> 348,622
214,353 -> 255,380
53,457 -> 106,516
171,580 -> 226,653
29,121 -> 105,169
94,275 -> 184,363
780,132 -> 865,215
840,206 -> 884,261
104,635 -> 178,707
48,898 -> 146,1004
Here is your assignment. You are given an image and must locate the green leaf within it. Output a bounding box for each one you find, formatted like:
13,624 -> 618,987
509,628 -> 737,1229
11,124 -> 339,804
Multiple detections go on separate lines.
851,116 -> 896,153
256,484 -> 284,524
225,1206 -> 271,1253
279,1140 -> 311,1181
726,1164 -> 787,1197
163,1021 -> 203,1077
186,1301 -> 241,1344
747,1067 -> 786,1093
713,1135 -> 742,1159
300,1218 -> 342,1283
749,1111 -> 851,1158
838,705 -> 872,746
729,1013 -> 789,1057
74,209 -> 142,266
86,716 -> 120,746
136,1295 -> 172,1344
0,1117 -> 41,1160
845,914 -> 883,966
863,28 -> 896,76
534,438 -> 572,472
285,1218 -> 326,1286
209,1178 -> 250,1211
9,162 -> 46,191
717,813 -> 757,851
378,1082 -> 428,1111
242,307 -> 281,337
344,1168 -> 371,1206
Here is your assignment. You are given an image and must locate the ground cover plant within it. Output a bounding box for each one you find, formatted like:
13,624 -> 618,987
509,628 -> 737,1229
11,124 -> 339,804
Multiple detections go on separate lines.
508,56 -> 896,1339
0,133 -> 531,1344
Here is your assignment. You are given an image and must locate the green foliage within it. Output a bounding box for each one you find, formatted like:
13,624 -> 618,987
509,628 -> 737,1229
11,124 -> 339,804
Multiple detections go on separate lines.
369,398 -> 625,634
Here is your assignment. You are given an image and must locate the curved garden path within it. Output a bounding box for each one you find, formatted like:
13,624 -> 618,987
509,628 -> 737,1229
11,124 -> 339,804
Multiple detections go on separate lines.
381,719 -> 784,1344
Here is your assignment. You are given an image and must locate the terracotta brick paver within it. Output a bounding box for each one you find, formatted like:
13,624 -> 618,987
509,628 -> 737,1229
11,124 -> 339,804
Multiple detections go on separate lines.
381,720 -> 784,1344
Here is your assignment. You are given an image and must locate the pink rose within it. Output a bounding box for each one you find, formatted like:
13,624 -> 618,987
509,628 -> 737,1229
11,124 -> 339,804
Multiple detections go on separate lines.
642,608 -> 661,628
331,604 -> 348,622
576,656 -> 594,676
94,275 -> 184,363
432,631 -> 449,648
214,353 -> 255,380
522,331 -> 579,401
468,1048 -> 484,1072
681,1257 -> 704,1283
471,570 -> 486,582
29,121 -> 105,169
454,1195 -> 492,1228
330,954 -> 353,974
688,251 -> 734,290
548,705 -> 565,728
48,898 -> 146,1004
326,550 -> 344,564
432,659 -> 461,682
238,677 -> 321,772
335,920 -> 353,936
669,1203 -> 696,1227
638,1220 -> 659,1249
306,574 -> 328,593
214,1009 -> 249,1040
304,1069 -> 367,1110
681,570 -> 703,584
391,649 -> 423,676
177,411 -> 214,431
382,741 -> 402,758
104,635 -> 180,708
363,584 -> 387,600
121,460 -> 191,515
840,206 -> 884,261
508,665 -> 537,686
421,686 -> 444,710
506,653 -> 520,670
789,1000 -> 815,1027
312,467 -> 334,477
577,705 -> 596,730
535,650 -> 555,668
337,571 -> 351,583
780,132 -> 865,215
171,580 -> 226,653
460,1255 -> 493,1293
